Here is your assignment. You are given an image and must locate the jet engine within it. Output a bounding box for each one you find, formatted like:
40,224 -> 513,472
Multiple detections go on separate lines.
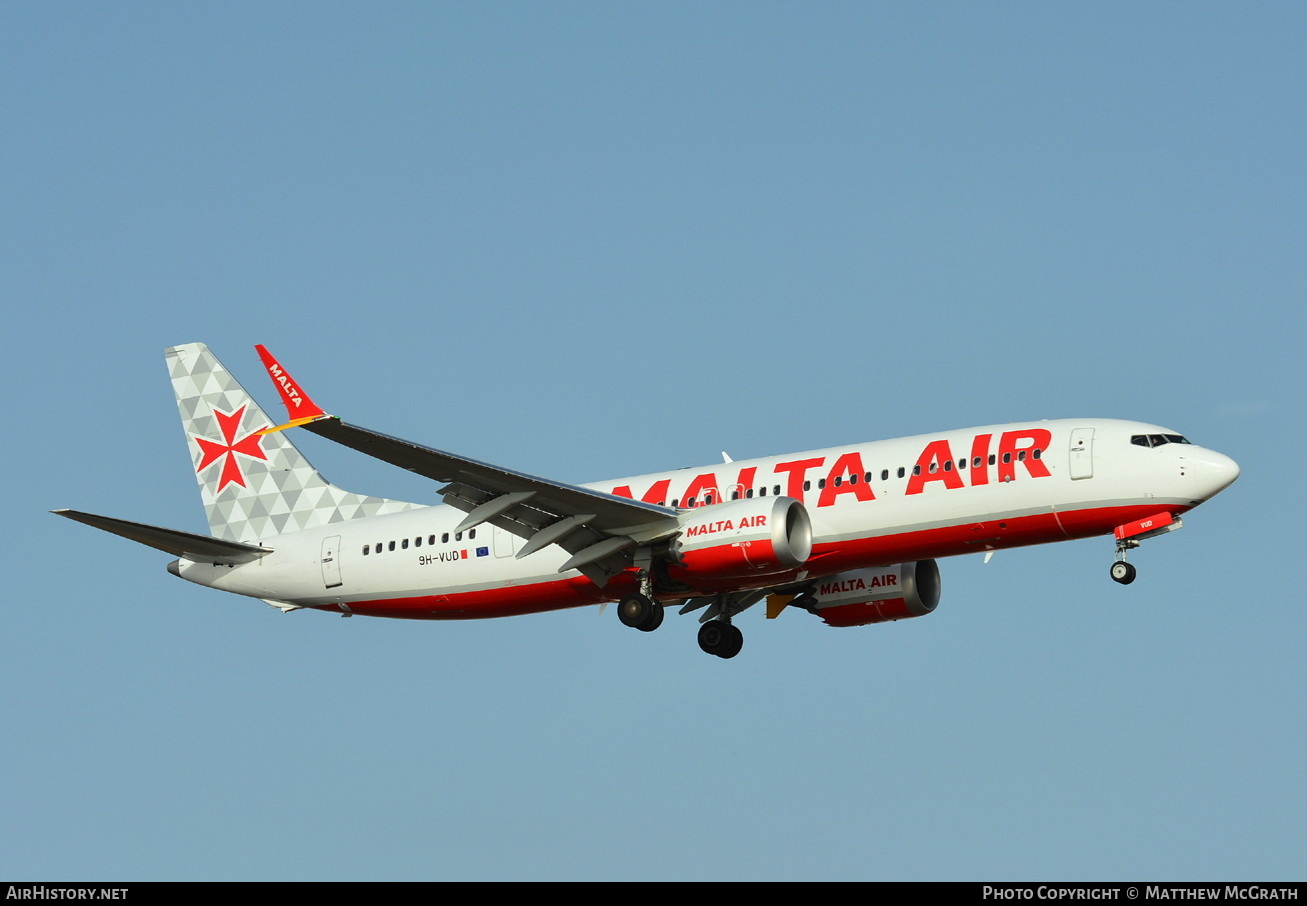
667,496 -> 812,581
804,560 -> 941,627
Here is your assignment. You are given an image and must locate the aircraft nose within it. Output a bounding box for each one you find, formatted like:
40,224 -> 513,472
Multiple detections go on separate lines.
1186,449 -> 1240,499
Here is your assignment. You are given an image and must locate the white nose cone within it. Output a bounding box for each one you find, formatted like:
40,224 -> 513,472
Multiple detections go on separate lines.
1187,449 -> 1240,500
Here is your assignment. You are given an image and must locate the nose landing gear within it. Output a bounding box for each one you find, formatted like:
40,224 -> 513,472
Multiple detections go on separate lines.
1109,511 -> 1183,585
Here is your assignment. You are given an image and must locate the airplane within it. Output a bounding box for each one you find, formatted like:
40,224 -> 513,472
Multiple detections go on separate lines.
54,343 -> 1240,659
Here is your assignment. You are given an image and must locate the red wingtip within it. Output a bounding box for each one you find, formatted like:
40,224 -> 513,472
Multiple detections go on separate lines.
254,345 -> 326,420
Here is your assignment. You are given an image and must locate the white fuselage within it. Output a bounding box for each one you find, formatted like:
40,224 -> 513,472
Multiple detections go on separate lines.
173,418 -> 1239,619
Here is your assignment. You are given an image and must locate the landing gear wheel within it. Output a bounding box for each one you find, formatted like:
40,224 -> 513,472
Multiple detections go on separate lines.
1110,561 -> 1137,585
697,620 -> 744,659
617,593 -> 664,632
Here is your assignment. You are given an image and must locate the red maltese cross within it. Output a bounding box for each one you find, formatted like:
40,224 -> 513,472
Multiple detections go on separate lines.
194,406 -> 268,492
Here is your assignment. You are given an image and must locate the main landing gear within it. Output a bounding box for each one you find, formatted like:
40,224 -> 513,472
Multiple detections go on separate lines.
617,593 -> 664,632
697,620 -> 744,659
616,559 -> 748,658
616,590 -> 746,659
617,556 -> 665,632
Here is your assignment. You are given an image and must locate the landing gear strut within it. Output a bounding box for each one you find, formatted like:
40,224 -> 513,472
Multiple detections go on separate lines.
698,620 -> 744,659
618,553 -> 665,632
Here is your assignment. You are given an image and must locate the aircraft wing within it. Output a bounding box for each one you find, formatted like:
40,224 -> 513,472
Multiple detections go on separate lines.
254,346 -> 680,585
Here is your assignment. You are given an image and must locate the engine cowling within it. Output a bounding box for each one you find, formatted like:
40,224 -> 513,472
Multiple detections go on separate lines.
668,496 -> 812,581
806,560 -> 941,627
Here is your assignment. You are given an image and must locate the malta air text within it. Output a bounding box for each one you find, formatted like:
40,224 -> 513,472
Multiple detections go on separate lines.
684,515 -> 768,537
612,428 -> 1053,509
820,573 -> 897,596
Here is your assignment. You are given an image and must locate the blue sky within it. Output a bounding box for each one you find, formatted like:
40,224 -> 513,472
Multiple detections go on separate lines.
4,3 -> 1303,881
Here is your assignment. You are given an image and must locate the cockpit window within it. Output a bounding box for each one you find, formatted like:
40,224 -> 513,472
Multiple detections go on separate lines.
1131,434 -> 1192,448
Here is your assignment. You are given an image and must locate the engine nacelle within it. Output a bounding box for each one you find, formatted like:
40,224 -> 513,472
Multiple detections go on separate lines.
668,496 -> 812,581
807,560 -> 941,627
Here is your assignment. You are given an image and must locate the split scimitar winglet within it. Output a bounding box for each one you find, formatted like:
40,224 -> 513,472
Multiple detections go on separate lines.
252,344 -> 331,434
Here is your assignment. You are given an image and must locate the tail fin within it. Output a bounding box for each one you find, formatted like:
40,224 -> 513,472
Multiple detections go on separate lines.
166,343 -> 418,542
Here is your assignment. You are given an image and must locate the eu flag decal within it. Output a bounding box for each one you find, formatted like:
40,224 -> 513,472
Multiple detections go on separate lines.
476,546 -> 490,557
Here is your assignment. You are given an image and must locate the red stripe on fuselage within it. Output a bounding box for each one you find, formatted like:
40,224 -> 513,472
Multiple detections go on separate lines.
317,502 -> 1188,620
323,575 -> 605,620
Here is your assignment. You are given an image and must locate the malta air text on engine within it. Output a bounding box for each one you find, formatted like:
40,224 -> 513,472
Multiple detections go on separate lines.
611,428 -> 1053,509
820,572 -> 898,597
684,515 -> 768,537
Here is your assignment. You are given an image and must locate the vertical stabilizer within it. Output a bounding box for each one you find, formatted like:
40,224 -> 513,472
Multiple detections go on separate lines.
166,343 -> 418,542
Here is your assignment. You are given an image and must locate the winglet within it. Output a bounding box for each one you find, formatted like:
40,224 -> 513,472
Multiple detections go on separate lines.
253,345 -> 329,433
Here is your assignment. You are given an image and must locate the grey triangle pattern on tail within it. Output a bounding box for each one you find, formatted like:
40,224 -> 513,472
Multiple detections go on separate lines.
166,343 -> 419,543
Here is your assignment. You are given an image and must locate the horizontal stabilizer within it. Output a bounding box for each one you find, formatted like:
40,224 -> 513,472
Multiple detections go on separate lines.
52,509 -> 272,563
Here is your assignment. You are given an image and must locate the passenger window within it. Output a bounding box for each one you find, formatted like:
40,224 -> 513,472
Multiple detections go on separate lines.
881,470 -> 889,481
897,467 -> 906,478
362,546 -> 370,556
469,529 -> 476,539
441,533 -> 449,543
388,541 -> 396,551
402,538 -> 409,549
